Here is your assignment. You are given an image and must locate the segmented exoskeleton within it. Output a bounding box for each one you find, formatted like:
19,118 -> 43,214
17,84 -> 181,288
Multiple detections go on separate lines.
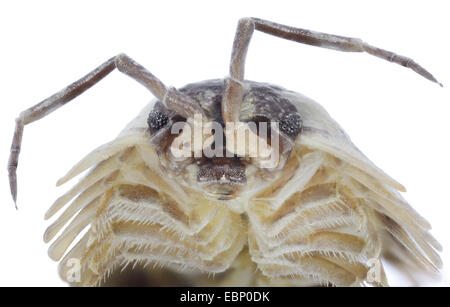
8,18 -> 442,286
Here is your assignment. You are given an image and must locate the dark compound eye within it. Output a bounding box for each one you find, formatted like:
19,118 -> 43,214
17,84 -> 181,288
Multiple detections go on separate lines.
147,110 -> 169,133
279,112 -> 303,137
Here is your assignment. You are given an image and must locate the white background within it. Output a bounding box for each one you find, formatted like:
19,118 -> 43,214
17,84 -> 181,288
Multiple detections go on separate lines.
0,0 -> 449,286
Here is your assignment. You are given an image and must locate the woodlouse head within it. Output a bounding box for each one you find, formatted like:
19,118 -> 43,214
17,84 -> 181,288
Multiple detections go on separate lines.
146,79 -> 303,200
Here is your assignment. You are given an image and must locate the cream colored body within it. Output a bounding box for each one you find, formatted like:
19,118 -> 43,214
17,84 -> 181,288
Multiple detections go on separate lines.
43,85 -> 441,286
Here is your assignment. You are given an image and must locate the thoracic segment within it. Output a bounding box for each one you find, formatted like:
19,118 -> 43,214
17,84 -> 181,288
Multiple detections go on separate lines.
45,130 -> 440,287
